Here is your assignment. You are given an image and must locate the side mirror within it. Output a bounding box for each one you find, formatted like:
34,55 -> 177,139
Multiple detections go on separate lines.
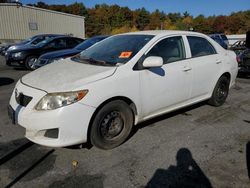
142,56 -> 163,68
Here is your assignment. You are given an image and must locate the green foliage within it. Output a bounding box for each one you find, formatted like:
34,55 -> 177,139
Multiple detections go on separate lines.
29,2 -> 250,37
134,8 -> 150,30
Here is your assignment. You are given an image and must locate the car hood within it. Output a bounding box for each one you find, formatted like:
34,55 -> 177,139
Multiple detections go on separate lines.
21,59 -> 117,93
8,45 -> 39,53
40,49 -> 80,59
8,43 -> 31,51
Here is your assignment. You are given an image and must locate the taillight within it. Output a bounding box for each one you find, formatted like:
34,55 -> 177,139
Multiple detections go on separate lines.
236,56 -> 241,63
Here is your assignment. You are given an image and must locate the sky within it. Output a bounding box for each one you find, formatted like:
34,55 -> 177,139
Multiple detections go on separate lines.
21,0 -> 250,17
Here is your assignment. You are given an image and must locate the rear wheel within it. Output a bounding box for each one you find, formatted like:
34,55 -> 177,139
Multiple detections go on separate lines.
90,100 -> 133,150
208,76 -> 230,106
25,56 -> 38,70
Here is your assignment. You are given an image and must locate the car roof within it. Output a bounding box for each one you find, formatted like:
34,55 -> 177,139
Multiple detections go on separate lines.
90,35 -> 109,39
33,34 -> 66,37
120,30 -> 206,37
49,36 -> 83,40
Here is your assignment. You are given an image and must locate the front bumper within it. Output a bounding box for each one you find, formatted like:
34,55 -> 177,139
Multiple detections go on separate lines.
9,81 -> 96,147
5,53 -> 25,65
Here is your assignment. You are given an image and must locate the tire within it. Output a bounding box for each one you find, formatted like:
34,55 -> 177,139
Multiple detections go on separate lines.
208,76 -> 230,107
90,100 -> 133,150
25,56 -> 38,70
6,60 -> 11,66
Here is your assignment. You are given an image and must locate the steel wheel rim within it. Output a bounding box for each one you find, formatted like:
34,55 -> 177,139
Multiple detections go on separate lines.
100,111 -> 124,140
217,81 -> 228,100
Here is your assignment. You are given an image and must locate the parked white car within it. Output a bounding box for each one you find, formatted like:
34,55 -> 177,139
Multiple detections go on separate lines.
9,31 -> 238,149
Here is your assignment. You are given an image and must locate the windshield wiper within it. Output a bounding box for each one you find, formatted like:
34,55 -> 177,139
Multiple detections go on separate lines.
81,57 -> 115,66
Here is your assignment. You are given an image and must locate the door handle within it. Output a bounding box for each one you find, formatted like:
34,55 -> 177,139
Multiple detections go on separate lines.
182,67 -> 192,72
216,60 -> 222,64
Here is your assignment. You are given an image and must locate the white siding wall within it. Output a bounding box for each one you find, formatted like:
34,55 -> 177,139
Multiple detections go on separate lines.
226,34 -> 246,46
0,4 -> 85,41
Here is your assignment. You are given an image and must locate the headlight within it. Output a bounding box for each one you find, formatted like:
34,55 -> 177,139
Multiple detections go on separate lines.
9,46 -> 16,50
35,90 -> 88,111
12,52 -> 23,58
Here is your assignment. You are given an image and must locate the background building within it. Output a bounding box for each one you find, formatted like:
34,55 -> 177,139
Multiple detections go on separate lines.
0,3 -> 85,42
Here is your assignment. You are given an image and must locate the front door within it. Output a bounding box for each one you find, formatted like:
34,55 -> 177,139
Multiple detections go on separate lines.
139,36 -> 192,118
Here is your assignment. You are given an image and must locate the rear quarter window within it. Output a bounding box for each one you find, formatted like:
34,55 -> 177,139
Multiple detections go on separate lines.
187,36 -> 216,58
220,34 -> 228,41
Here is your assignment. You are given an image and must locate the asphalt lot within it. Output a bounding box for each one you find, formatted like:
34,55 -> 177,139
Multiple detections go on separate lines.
0,56 -> 250,188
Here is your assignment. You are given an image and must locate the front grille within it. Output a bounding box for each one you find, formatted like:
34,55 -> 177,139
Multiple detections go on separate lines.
16,93 -> 32,107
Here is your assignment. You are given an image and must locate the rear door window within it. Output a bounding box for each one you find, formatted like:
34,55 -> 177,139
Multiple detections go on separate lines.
47,38 -> 67,49
220,34 -> 228,41
66,38 -> 80,48
187,36 -> 216,58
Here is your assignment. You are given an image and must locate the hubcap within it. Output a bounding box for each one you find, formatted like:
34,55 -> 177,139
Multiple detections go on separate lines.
100,111 -> 124,140
28,58 -> 37,67
217,81 -> 227,100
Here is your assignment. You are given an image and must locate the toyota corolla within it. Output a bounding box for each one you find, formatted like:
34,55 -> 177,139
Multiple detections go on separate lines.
8,31 -> 238,150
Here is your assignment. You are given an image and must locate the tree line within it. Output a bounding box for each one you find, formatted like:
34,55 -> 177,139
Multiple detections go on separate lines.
4,1 -> 250,37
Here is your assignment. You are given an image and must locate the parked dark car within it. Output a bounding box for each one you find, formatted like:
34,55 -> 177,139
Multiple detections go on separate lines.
209,33 -> 229,47
230,40 -> 246,55
1,34 -> 65,56
237,49 -> 250,76
5,36 -> 84,69
237,30 -> 250,76
0,45 -> 6,56
209,35 -> 228,49
33,35 -> 109,69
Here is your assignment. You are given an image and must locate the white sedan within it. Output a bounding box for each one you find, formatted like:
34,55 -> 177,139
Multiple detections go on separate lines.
8,31 -> 238,149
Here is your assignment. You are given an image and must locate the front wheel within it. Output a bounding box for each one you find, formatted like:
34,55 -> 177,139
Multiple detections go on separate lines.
25,56 -> 38,70
90,100 -> 133,150
208,76 -> 230,107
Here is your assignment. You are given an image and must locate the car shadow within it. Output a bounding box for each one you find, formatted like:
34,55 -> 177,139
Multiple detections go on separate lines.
146,148 -> 213,188
149,67 -> 165,76
0,77 -> 14,86
64,142 -> 93,150
246,141 -> 250,179
13,67 -> 29,71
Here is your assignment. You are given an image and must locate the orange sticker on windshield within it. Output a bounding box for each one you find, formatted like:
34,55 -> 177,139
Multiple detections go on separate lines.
119,51 -> 133,58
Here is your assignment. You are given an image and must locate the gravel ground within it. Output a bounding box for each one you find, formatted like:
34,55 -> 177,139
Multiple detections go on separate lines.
0,56 -> 250,188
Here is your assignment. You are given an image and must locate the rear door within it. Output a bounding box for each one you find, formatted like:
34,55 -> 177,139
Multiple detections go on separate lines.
186,36 -> 224,98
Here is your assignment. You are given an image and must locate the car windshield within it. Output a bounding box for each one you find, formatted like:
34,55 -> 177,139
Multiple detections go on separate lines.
35,37 -> 55,47
72,35 -> 153,66
31,36 -> 54,45
221,35 -> 228,40
21,36 -> 36,43
75,37 -> 106,51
